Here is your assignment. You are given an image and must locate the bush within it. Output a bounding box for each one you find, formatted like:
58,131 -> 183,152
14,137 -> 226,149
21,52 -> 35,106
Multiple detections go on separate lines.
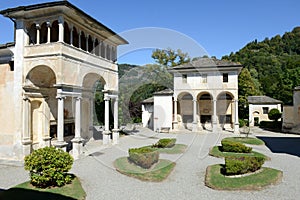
24,147 -> 74,188
239,119 -> 245,127
221,140 -> 252,153
259,121 -> 282,130
224,156 -> 265,175
128,147 -> 159,169
268,108 -> 282,121
152,138 -> 176,148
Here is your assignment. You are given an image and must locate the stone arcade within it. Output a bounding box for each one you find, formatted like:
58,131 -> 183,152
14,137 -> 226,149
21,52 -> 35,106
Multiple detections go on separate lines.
0,1 -> 128,164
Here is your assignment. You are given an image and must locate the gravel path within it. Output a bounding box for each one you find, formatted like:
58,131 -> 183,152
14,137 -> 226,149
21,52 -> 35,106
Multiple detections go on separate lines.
0,127 -> 300,200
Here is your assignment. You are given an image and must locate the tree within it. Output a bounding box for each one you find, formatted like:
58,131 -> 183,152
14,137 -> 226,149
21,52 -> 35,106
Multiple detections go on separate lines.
268,108 -> 282,121
151,48 -> 190,67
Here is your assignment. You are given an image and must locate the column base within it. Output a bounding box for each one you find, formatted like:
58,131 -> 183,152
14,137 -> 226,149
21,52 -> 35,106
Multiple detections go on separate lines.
103,130 -> 111,145
53,141 -> 68,152
172,121 -> 178,130
234,123 -> 240,134
22,139 -> 32,156
42,136 -> 52,147
192,122 -> 203,132
112,129 -> 119,145
71,137 -> 84,159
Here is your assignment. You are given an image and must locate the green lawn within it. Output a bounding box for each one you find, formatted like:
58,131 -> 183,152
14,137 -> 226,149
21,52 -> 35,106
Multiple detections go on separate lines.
114,157 -> 175,182
209,146 -> 269,160
222,137 -> 265,145
205,164 -> 282,190
0,177 -> 86,200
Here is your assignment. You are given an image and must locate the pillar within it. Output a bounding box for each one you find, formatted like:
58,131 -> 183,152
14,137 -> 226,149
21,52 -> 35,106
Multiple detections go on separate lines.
58,16 -> 64,42
54,95 -> 67,150
86,36 -> 89,52
212,99 -> 218,133
72,96 -> 83,159
42,98 -> 51,147
112,98 -> 119,144
22,97 -> 32,156
234,99 -> 240,134
46,22 -> 51,43
173,99 -> 178,130
70,26 -> 73,46
103,93 -> 111,145
192,99 -> 202,132
92,37 -> 96,54
36,24 -> 40,45
78,31 -> 81,48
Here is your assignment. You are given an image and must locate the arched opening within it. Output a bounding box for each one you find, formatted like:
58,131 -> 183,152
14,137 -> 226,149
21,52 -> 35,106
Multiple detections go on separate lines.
50,20 -> 59,42
178,92 -> 193,124
198,92 -> 213,125
73,27 -> 79,48
217,92 -> 234,128
88,35 -> 93,53
95,39 -> 99,56
40,22 -> 48,44
82,73 -> 107,140
64,22 -> 71,44
28,23 -> 37,45
80,31 -> 87,51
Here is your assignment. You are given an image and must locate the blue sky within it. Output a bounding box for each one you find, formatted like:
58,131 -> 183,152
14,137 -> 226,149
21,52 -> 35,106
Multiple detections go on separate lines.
0,0 -> 299,65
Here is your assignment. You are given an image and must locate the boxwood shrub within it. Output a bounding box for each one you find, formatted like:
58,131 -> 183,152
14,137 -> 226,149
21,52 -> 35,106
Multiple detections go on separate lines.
128,147 -> 159,169
152,138 -> 176,148
221,140 -> 252,153
24,147 -> 74,188
224,156 -> 265,175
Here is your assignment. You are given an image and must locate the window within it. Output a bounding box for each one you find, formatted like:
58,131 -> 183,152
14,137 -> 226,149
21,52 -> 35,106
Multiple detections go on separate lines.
263,107 -> 269,114
223,73 -> 228,82
202,74 -> 207,83
182,74 -> 187,83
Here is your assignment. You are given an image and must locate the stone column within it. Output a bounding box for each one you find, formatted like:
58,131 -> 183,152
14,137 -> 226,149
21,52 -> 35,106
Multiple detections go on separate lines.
192,99 -> 202,132
92,38 -> 96,54
58,16 -> 64,42
103,93 -> 111,145
22,97 -> 32,156
36,24 -> 40,45
70,26 -> 73,46
54,95 -> 67,150
78,31 -> 81,48
72,96 -> 83,159
173,99 -> 178,130
99,41 -> 102,57
112,98 -> 119,144
86,36 -> 89,52
42,98 -> 51,147
234,99 -> 240,134
212,99 -> 218,133
46,22 -> 51,43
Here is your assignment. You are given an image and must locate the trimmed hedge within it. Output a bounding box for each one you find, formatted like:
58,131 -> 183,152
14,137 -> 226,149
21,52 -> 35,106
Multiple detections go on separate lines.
221,140 -> 252,153
128,147 -> 159,169
152,138 -> 176,148
224,156 -> 265,175
24,147 -> 73,188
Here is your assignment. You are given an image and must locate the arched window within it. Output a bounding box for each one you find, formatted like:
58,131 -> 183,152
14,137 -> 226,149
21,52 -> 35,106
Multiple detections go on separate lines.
40,22 -> 48,44
95,39 -> 99,56
51,20 -> 59,42
73,27 -> 79,48
28,23 -> 37,45
64,22 -> 71,44
88,35 -> 93,53
80,31 -> 86,51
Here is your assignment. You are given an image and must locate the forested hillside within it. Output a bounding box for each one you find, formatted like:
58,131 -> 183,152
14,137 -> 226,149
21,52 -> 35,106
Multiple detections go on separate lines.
223,27 -> 300,109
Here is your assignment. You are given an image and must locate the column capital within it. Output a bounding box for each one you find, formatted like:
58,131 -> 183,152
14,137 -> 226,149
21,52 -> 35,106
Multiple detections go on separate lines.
56,95 -> 66,100
46,21 -> 51,27
35,24 -> 40,30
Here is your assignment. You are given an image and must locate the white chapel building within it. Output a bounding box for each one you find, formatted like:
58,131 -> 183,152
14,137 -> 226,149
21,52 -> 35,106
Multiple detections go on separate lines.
0,1 -> 127,164
142,57 -> 242,133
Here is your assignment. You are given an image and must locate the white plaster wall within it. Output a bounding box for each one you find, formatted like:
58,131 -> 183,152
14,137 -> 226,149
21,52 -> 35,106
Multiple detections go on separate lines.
249,104 -> 281,126
153,95 -> 172,131
142,104 -> 153,129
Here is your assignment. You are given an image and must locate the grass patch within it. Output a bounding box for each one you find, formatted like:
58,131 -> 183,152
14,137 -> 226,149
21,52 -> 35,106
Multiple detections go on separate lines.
209,146 -> 269,160
223,137 -> 265,145
150,144 -> 187,154
0,176 -> 86,200
205,164 -> 282,190
114,157 -> 175,182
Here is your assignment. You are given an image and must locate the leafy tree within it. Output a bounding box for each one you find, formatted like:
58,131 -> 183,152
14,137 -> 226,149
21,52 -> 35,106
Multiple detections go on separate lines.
151,48 -> 190,67
268,108 -> 282,121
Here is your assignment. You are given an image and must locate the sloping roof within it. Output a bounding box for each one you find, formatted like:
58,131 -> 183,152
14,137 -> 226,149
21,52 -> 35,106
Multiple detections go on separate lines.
248,96 -> 282,104
168,57 -> 242,73
142,97 -> 154,104
0,1 -> 128,45
153,88 -> 173,96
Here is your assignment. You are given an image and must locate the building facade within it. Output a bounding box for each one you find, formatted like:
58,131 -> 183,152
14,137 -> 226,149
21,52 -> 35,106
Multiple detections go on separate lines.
142,58 -> 242,133
0,1 -> 127,164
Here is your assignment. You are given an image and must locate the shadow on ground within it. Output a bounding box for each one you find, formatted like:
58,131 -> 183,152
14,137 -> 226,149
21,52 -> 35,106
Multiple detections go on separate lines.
0,188 -> 76,200
257,136 -> 300,157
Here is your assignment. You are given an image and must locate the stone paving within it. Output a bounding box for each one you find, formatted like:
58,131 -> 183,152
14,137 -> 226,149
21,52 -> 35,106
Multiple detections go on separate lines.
0,127 -> 300,200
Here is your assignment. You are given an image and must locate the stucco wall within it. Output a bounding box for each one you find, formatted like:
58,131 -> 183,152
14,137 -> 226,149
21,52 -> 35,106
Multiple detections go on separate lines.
153,95 -> 172,131
249,104 -> 281,126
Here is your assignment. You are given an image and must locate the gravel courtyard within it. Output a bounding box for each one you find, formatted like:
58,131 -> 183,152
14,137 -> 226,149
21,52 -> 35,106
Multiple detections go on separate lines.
0,127 -> 299,200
